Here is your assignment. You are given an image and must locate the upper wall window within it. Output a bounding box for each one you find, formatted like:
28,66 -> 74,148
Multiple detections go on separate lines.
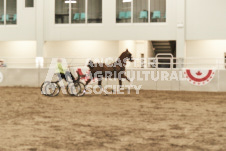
116,0 -> 131,23
71,0 -> 85,24
0,0 -> 17,25
55,0 -> 102,24
133,0 -> 148,23
0,0 -> 4,25
116,0 -> 166,23
25,0 -> 34,7
150,0 -> 166,22
55,0 -> 69,24
88,0 -> 102,23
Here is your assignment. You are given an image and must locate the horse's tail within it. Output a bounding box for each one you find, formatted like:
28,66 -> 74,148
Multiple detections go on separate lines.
87,60 -> 94,70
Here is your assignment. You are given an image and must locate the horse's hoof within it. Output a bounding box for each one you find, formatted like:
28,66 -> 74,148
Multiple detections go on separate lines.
102,93 -> 108,96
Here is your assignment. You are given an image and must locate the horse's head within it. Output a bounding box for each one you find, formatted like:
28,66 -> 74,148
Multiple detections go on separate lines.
122,49 -> 134,62
87,60 -> 94,70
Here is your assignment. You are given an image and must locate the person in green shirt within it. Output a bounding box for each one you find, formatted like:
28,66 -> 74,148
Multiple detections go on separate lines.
56,59 -> 76,82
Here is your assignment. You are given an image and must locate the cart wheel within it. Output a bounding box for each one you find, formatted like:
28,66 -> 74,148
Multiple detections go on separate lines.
41,81 -> 60,97
67,82 -> 81,96
77,82 -> 86,97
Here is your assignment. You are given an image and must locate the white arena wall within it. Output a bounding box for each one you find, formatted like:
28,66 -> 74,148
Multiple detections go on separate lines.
1,40 -> 226,61
186,40 -> 226,59
0,41 -> 37,68
186,40 -> 226,69
0,40 -> 151,67
0,0 -> 36,41
43,40 -> 151,69
44,0 -> 177,41
0,41 -> 36,58
44,41 -> 120,58
1,68 -> 226,92
1,40 -> 226,69
186,0 -> 226,40
0,40 -> 149,59
0,0 -> 226,59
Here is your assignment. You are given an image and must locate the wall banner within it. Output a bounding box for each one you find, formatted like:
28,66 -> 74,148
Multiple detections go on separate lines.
183,69 -> 215,86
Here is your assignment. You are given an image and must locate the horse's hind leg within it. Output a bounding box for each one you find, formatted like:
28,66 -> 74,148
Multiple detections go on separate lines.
85,73 -> 95,87
98,78 -> 102,88
98,78 -> 107,95
84,73 -> 94,93
85,79 -> 92,86
119,79 -> 122,88
112,79 -> 124,94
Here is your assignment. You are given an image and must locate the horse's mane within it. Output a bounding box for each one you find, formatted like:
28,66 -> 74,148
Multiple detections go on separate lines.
111,50 -> 128,67
88,50 -> 130,68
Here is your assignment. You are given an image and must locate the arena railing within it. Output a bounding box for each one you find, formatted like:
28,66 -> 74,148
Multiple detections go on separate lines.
0,57 -> 226,69
0,58 -> 37,68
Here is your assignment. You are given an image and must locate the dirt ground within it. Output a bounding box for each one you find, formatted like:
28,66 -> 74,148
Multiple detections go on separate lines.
0,87 -> 225,151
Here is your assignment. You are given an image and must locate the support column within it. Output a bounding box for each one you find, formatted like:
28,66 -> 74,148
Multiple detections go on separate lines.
36,0 -> 44,57
103,0 -> 116,26
176,0 -> 186,67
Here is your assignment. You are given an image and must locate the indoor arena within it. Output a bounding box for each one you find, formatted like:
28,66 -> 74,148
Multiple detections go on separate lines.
0,0 -> 226,150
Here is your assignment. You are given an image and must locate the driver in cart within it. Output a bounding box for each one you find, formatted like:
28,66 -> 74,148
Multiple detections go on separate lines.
56,58 -> 76,82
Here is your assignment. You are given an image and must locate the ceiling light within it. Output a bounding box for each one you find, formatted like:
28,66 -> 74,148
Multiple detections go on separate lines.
65,0 -> 77,3
123,0 -> 132,2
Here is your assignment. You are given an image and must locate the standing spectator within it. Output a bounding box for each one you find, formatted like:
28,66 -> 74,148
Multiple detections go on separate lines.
0,60 -> 6,67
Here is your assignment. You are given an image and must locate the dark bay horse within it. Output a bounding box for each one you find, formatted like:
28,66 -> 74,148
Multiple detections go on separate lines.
85,49 -> 134,94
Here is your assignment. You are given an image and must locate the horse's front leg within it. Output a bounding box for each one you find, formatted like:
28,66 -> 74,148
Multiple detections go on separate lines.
121,74 -> 133,92
121,74 -> 130,82
116,72 -> 132,93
